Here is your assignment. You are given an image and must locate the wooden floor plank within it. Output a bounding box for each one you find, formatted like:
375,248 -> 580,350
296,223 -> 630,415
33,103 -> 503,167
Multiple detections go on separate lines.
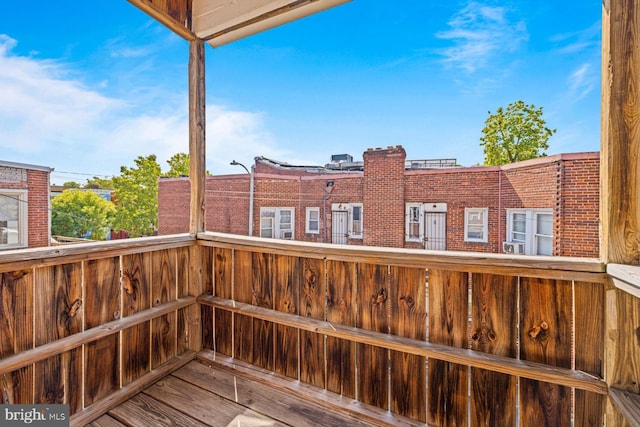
100,359 -> 417,427
108,393 -> 208,427
143,375 -> 287,427
196,353 -> 422,426
172,360 -> 377,427
86,414 -> 127,427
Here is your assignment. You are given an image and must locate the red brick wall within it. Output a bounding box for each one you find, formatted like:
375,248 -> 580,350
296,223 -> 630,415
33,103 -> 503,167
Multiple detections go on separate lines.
157,178 -> 190,234
363,146 -> 406,247
499,153 -> 600,257
556,157 -> 600,257
27,170 -> 50,247
405,167 -> 501,252
0,167 -> 50,249
321,175 -> 364,245
157,151 -> 600,258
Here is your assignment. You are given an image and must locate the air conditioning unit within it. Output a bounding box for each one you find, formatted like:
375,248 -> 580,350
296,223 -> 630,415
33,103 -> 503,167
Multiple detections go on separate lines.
503,241 -> 525,254
281,230 -> 293,240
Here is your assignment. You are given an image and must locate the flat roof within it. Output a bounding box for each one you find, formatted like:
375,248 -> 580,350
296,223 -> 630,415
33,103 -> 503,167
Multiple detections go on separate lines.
0,160 -> 54,173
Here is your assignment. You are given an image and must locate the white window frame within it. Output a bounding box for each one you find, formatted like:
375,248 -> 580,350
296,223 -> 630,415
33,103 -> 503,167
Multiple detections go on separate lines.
260,207 -> 294,239
348,203 -> 363,239
305,207 -> 320,234
0,190 -> 27,250
506,208 -> 553,255
464,207 -> 488,243
534,212 -> 553,256
405,203 -> 424,242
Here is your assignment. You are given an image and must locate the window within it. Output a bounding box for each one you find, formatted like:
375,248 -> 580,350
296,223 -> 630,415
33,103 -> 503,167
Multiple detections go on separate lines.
464,208 -> 488,243
511,212 -> 526,243
306,207 -> 319,234
260,216 -> 274,238
406,204 -> 422,241
535,213 -> 553,256
506,209 -> 553,255
260,207 -> 294,239
350,204 -> 362,238
404,203 -> 447,248
0,191 -> 27,249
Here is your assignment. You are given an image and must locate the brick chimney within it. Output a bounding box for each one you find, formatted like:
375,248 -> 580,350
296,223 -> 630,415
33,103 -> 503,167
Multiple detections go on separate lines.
363,145 -> 406,247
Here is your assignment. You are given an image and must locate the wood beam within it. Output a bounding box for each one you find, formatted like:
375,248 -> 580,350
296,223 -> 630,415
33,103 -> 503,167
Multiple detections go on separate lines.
189,39 -> 206,234
127,0 -> 196,40
199,296 -> 608,395
601,0 -> 640,265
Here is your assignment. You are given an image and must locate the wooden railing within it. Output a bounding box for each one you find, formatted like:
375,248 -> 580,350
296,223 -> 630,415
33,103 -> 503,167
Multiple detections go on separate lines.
0,234 -> 201,425
196,232 -> 634,426
0,232 -> 638,426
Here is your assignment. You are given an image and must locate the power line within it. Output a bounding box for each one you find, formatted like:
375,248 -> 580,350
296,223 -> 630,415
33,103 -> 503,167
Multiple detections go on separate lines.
52,171 -> 113,178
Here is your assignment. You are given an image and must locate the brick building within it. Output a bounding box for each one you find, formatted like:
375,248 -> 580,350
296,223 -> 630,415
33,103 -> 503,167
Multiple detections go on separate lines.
158,146 -> 600,257
0,160 -> 52,250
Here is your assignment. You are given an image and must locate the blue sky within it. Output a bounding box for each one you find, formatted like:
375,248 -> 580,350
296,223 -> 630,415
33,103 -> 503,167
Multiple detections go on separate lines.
0,1 -> 600,184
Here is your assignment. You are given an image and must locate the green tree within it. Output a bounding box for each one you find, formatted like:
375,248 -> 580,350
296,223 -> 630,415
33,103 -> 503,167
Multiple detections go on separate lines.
112,155 -> 161,237
84,176 -> 114,189
164,152 -> 190,177
63,181 -> 80,188
480,100 -> 556,166
51,190 -> 115,240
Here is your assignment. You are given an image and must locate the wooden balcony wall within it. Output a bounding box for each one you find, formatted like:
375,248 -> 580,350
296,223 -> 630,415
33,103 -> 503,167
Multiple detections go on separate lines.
196,232 -> 638,427
0,232 -> 638,425
0,234 -> 202,425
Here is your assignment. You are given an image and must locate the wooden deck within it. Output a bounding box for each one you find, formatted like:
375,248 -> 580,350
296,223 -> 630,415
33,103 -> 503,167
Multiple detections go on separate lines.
86,353 -> 414,427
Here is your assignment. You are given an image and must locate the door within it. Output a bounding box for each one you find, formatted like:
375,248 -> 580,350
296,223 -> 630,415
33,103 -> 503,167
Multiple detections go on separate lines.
424,212 -> 446,250
331,210 -> 348,244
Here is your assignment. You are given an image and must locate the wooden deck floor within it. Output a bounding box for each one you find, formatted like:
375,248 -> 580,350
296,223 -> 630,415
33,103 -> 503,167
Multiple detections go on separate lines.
86,354 -> 420,427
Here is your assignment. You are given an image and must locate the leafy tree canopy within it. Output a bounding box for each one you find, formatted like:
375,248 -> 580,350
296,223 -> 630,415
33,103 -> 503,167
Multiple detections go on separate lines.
84,176 -> 114,189
63,181 -> 80,188
480,100 -> 556,166
164,153 -> 190,178
51,190 -> 115,240
112,155 -> 161,237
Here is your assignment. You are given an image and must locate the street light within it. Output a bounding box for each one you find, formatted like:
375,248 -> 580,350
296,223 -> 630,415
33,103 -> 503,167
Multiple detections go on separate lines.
230,160 -> 254,236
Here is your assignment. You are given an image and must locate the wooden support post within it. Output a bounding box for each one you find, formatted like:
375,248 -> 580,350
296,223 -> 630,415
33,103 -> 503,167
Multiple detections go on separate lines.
189,39 -> 206,235
600,0 -> 640,266
601,2 -> 640,424
187,39 -> 206,353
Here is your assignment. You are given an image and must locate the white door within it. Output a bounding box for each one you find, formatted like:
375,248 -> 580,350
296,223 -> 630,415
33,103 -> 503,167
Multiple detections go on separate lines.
424,212 -> 446,250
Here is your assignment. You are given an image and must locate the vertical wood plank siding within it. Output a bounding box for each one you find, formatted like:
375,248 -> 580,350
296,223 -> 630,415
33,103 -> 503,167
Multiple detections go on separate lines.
326,260 -> 357,398
0,237 -> 195,422
0,236 -> 619,425
470,273 -> 517,426
299,257 -> 326,388
389,266 -> 427,422
203,240 -> 611,426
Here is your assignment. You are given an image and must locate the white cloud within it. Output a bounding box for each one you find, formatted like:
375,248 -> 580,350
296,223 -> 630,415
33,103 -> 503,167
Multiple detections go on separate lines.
568,63 -> 595,100
436,2 -> 528,72
0,35 -> 286,182
550,21 -> 600,55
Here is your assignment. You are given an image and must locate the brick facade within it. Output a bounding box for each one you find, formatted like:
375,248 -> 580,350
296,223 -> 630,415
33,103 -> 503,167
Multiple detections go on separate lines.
158,149 -> 600,258
0,161 -> 52,249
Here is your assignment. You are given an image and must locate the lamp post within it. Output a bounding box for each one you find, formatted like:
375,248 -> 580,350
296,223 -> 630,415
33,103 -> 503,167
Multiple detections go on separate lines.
230,160 -> 254,236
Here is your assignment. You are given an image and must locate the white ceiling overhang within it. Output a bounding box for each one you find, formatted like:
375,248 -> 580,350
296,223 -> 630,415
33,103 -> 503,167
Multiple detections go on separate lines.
193,0 -> 350,47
